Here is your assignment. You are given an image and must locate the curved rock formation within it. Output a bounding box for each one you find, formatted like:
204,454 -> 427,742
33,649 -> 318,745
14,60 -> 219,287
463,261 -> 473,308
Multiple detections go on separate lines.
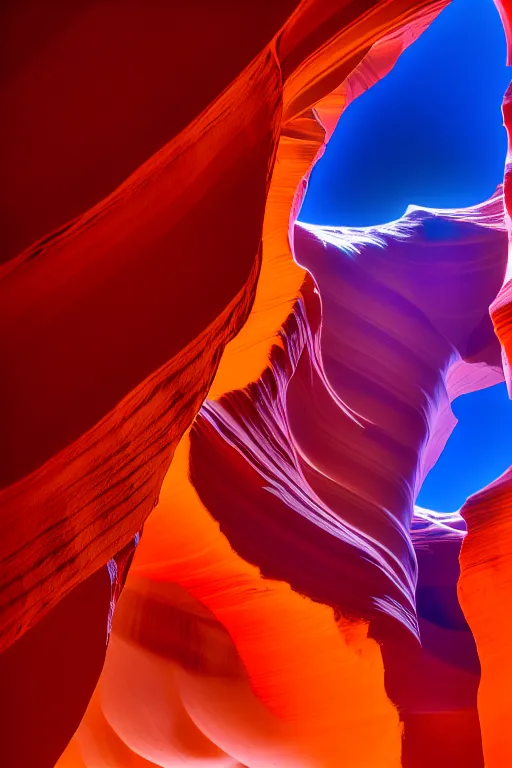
57,435 -> 403,768
58,189 -> 508,767
192,193 -> 507,639
2,1 -> 511,766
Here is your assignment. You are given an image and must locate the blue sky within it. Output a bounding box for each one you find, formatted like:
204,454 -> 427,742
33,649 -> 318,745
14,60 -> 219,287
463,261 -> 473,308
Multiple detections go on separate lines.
299,0 -> 512,511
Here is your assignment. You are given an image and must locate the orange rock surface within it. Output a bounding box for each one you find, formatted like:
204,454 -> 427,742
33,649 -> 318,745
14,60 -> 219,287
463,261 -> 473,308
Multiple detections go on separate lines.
459,469 -> 512,766
456,69 -> 512,768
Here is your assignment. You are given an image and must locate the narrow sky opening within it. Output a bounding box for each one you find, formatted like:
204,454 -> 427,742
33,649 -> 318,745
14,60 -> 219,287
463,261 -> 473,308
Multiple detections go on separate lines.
299,0 -> 510,226
417,383 -> 512,510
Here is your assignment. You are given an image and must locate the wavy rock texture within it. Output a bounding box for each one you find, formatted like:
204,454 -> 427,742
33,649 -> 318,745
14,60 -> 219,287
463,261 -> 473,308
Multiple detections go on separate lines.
58,437 -> 403,768
2,0 -> 511,767
188,196 -> 506,766
58,193 -> 508,767
193,194 -> 506,637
